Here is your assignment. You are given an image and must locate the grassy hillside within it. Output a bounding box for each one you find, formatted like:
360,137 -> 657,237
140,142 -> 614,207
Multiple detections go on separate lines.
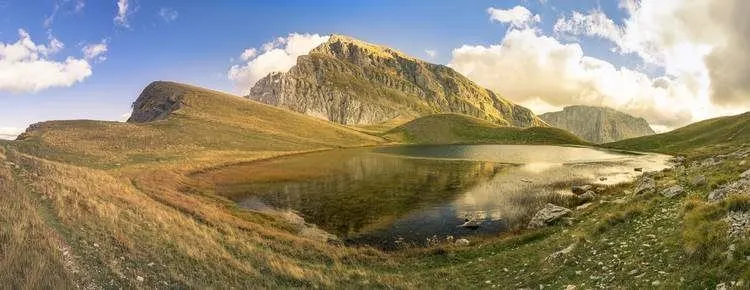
604,112 -> 750,155
11,81 -> 384,169
384,113 -> 587,145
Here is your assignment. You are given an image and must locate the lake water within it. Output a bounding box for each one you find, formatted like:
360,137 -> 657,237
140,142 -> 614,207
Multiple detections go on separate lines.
196,145 -> 671,249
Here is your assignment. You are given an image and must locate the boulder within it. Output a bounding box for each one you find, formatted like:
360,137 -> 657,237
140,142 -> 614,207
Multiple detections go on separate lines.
528,203 -> 572,229
578,191 -> 597,203
455,238 -> 470,246
634,176 -> 656,194
690,175 -> 707,187
661,185 -> 684,198
572,185 -> 593,195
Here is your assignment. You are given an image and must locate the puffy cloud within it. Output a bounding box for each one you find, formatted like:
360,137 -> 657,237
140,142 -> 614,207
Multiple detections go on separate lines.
554,0 -> 750,116
82,40 -> 108,62
0,29 -> 92,93
553,9 -> 623,44
487,6 -> 541,28
425,49 -> 437,59
114,0 -> 132,28
158,7 -> 178,23
228,33 -> 329,94
449,28 -> 697,129
0,127 -> 22,140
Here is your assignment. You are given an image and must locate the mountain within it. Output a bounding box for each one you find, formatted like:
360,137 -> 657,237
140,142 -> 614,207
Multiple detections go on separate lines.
539,105 -> 655,144
384,113 -> 585,145
15,81 -> 384,167
604,111 -> 750,154
247,34 -> 547,128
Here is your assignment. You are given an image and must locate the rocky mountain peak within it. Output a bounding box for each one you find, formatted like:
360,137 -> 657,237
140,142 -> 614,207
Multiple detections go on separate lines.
247,34 -> 547,127
540,105 -> 655,143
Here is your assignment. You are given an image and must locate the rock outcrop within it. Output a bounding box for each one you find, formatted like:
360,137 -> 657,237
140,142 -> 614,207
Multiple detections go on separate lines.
540,105 -> 655,143
247,34 -> 547,127
127,81 -> 186,123
527,203 -> 572,229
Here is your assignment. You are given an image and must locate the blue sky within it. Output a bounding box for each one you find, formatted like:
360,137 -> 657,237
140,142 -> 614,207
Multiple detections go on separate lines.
1,0 -> 746,137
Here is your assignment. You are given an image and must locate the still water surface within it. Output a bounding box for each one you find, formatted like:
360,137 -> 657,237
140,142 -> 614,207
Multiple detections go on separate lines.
199,145 -> 671,248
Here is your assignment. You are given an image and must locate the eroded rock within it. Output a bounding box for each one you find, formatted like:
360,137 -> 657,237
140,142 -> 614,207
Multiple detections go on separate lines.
634,176 -> 656,195
528,203 -> 572,229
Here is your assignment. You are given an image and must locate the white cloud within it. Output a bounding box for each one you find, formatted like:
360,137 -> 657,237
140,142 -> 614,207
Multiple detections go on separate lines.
0,29 -> 92,93
75,0 -> 85,13
449,28 -> 699,130
114,0 -> 132,28
487,6 -> 541,28
228,33 -> 329,94
0,127 -> 23,140
553,0 -> 750,119
553,9 -> 623,44
158,7 -> 178,23
425,49 -> 437,59
82,40 -> 108,62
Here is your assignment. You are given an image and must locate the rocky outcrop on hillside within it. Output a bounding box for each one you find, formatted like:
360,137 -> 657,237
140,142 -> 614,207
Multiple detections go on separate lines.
247,34 -> 547,127
127,81 -> 187,123
540,105 -> 655,143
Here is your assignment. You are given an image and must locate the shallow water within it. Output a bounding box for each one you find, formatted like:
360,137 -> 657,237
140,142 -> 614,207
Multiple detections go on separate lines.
199,145 -> 671,248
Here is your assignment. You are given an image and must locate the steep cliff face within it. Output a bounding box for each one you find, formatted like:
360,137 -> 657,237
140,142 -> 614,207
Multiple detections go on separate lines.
247,34 -> 547,127
539,105 -> 655,143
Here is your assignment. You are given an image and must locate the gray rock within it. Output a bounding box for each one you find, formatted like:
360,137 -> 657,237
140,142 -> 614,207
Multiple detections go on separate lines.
634,176 -> 656,194
661,185 -> 684,198
741,169 -> 750,179
572,185 -> 593,194
578,191 -> 597,203
691,175 -> 707,187
547,243 -> 577,261
528,203 -> 572,229
725,211 -> 750,239
455,238 -> 470,246
709,177 -> 750,201
576,202 -> 594,210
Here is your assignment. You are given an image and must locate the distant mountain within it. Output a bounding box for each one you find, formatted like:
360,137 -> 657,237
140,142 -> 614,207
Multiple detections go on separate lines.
247,34 -> 547,127
605,111 -> 750,154
539,105 -> 655,143
384,113 -> 585,145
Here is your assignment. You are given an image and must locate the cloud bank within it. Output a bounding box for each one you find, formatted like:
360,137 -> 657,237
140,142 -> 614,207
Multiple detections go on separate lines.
228,33 -> 329,94
0,29 -> 92,93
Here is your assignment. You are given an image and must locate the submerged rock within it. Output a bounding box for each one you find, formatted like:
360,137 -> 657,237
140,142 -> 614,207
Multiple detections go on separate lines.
661,185 -> 684,198
458,219 -> 481,229
528,203 -> 572,229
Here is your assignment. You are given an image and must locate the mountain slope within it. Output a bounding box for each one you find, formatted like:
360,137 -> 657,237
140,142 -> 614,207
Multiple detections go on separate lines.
384,113 -> 586,145
14,81 -> 384,168
604,111 -> 750,154
540,105 -> 655,143
248,34 -> 547,127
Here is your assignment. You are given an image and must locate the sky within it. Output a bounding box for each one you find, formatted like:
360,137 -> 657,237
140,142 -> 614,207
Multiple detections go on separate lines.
1,0 -> 749,139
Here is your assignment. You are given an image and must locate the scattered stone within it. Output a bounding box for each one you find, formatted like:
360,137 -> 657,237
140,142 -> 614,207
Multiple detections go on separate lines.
572,185 -> 593,195
612,198 -> 628,204
661,185 -> 684,198
716,282 -> 727,290
599,177 -> 607,181
741,169 -> 750,179
576,202 -> 593,210
528,204 -> 572,229
634,176 -> 656,194
709,176 -> 750,201
455,238 -> 470,246
628,269 -> 639,275
565,285 -> 577,290
578,191 -> 597,203
520,178 -> 533,183
691,175 -> 707,187
651,280 -> 661,286
136,276 -> 144,282
673,156 -> 686,163
741,160 -> 747,166
634,167 -> 643,172
725,211 -> 750,239
546,243 -> 577,261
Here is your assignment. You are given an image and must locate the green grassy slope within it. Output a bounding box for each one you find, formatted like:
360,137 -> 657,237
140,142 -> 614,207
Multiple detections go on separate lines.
10,81 -> 385,168
604,111 -> 750,155
384,113 -> 587,145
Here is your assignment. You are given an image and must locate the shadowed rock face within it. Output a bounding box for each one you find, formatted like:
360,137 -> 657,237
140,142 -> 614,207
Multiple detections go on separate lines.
540,105 -> 655,144
247,34 -> 547,127
127,81 -> 186,123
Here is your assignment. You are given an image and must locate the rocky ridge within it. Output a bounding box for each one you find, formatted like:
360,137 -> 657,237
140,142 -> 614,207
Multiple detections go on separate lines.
540,105 -> 655,143
247,34 -> 547,127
